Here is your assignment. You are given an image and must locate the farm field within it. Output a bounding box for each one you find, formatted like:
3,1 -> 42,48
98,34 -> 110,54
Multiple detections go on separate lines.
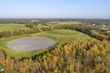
0,23 -> 26,32
47,21 -> 82,26
56,21 -> 82,25
0,29 -> 92,59
31,20 -> 82,26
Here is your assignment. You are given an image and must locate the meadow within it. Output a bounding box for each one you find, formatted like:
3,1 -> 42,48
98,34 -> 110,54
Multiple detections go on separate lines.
56,21 -> 82,25
0,23 -> 25,32
47,21 -> 82,26
0,29 -> 92,59
31,20 -> 82,26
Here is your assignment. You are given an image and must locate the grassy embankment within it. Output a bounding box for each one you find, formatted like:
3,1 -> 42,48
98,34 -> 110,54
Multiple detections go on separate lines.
0,29 -> 92,59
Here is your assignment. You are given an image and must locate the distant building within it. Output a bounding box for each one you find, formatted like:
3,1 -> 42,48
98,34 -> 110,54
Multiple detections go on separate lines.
107,25 -> 110,27
107,29 -> 110,33
92,24 -> 97,27
101,25 -> 110,28
95,25 -> 102,28
92,24 -> 110,29
92,24 -> 102,28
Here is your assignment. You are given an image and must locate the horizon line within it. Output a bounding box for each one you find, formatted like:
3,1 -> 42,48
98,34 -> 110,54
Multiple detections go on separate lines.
0,17 -> 110,20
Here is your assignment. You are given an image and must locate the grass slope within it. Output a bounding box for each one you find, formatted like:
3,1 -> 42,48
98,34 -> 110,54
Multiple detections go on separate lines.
37,29 -> 91,43
0,29 -> 92,59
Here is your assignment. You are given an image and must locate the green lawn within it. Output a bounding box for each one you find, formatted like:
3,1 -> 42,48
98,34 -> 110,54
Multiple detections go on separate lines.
36,29 -> 92,43
0,29 -> 92,59
31,20 -> 40,22
0,23 -> 25,32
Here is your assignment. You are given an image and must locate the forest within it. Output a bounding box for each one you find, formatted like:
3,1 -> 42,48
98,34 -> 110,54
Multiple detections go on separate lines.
0,39 -> 109,73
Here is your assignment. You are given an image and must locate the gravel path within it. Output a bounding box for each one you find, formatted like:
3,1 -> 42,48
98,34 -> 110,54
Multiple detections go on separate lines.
7,37 -> 56,51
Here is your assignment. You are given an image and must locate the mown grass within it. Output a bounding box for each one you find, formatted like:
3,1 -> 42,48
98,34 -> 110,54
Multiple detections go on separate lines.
36,29 -> 92,44
0,29 -> 92,59
0,23 -> 26,32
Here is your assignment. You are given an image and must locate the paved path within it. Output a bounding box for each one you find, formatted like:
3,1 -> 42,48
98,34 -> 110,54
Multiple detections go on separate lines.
7,37 -> 56,51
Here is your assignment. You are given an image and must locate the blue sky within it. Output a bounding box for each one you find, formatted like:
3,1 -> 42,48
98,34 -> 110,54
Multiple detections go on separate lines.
0,0 -> 110,18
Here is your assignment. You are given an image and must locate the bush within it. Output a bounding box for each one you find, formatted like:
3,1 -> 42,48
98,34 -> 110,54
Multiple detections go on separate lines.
0,32 -> 3,38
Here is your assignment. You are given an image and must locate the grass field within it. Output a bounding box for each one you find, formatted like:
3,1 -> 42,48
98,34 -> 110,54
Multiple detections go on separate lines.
36,29 -> 91,43
0,29 -> 92,59
0,23 -> 25,32
34,21 -> 82,26
47,21 -> 82,26
56,21 -> 82,25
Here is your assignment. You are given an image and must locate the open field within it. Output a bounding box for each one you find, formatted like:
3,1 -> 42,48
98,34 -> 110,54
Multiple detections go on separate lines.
36,29 -> 92,43
31,20 -> 40,22
0,23 -> 26,32
56,21 -> 82,25
47,21 -> 82,26
0,29 -> 92,59
31,20 -> 82,26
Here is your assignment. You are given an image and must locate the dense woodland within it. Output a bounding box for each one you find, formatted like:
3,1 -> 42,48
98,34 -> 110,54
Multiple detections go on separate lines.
0,21 -> 110,73
0,19 -> 30,24
0,39 -> 110,73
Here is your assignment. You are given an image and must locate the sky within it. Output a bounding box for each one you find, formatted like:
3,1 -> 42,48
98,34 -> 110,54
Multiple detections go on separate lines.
0,0 -> 110,18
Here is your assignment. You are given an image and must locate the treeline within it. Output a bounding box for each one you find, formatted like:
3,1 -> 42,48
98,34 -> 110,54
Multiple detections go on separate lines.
0,39 -> 110,73
0,19 -> 31,24
0,27 -> 52,38
0,19 -> 51,27
53,25 -> 109,41
24,20 -> 49,28
90,20 -> 110,25
79,19 -> 110,25
0,24 -> 110,41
